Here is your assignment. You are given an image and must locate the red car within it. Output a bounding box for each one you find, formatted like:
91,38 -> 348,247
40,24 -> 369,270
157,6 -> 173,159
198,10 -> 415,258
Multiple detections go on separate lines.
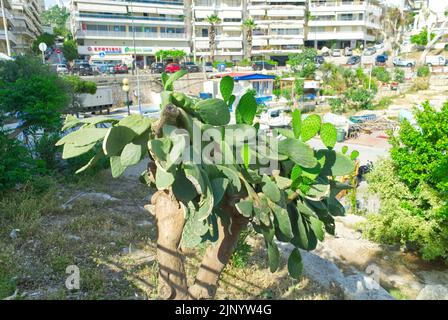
114,63 -> 128,74
165,63 -> 181,73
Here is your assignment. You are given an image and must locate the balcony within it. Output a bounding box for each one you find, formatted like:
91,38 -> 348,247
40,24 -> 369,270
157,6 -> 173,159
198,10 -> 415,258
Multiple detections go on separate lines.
306,30 -> 375,41
76,30 -> 187,40
77,13 -> 184,23
0,29 -> 17,44
83,0 -> 185,5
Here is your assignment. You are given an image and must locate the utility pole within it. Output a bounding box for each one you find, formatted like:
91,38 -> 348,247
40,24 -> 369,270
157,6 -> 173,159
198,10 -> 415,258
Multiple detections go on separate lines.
1,0 -> 11,57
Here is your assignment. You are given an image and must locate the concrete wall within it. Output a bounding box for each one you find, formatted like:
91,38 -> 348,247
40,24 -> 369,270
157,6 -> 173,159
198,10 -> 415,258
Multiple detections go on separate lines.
88,73 -> 207,108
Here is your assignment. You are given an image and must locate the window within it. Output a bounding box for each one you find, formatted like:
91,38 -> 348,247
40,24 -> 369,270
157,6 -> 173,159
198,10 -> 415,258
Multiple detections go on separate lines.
201,28 -> 208,37
113,25 -> 125,32
144,27 -> 157,33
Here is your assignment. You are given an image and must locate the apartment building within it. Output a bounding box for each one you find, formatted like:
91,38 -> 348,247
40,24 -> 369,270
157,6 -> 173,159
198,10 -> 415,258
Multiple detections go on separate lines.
191,0 -> 244,62
10,0 -> 44,53
70,0 -> 191,67
306,0 -> 382,49
248,0 -> 306,65
1,0 -> 15,55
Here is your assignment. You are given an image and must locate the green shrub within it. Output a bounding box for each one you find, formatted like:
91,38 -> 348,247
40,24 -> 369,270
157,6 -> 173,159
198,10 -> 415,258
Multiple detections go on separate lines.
364,159 -> 448,262
393,68 -> 405,83
0,131 -> 34,192
390,102 -> 448,193
344,88 -> 373,110
372,67 -> 391,83
329,98 -> 346,114
365,102 -> 448,262
417,65 -> 430,77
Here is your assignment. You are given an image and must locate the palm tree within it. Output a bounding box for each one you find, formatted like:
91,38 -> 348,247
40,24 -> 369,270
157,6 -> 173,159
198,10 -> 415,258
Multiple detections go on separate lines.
242,18 -> 257,61
206,14 -> 221,63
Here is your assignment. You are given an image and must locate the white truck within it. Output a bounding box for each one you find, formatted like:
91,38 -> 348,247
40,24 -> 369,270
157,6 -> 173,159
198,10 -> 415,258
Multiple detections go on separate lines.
77,87 -> 113,114
425,55 -> 448,67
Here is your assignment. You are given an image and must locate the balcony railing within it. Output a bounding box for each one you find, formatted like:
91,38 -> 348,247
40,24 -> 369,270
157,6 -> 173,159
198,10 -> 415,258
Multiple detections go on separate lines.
78,13 -> 184,22
309,1 -> 367,7
108,0 -> 184,5
76,30 -> 186,39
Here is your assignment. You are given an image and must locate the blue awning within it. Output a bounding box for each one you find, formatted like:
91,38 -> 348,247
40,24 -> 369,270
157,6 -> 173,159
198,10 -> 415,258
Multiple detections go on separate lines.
233,73 -> 276,81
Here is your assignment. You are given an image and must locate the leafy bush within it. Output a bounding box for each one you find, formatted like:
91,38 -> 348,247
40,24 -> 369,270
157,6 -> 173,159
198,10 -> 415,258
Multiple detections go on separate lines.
410,28 -> 435,46
288,48 -> 317,78
0,131 -> 34,191
364,159 -> 448,262
365,102 -> 448,261
372,67 -> 391,83
393,68 -> 405,83
390,102 -> 448,193
417,65 -> 430,77
344,88 -> 373,111
329,98 -> 346,114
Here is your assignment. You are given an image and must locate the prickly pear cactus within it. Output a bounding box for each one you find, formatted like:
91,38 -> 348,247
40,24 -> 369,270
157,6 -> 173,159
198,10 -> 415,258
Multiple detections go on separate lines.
56,72 -> 357,279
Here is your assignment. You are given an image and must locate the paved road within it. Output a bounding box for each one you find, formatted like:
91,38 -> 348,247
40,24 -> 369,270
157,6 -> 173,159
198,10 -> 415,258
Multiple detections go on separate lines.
308,138 -> 390,166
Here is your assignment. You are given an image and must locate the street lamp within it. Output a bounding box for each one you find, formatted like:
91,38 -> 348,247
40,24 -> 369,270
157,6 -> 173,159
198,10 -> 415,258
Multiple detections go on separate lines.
122,78 -> 131,115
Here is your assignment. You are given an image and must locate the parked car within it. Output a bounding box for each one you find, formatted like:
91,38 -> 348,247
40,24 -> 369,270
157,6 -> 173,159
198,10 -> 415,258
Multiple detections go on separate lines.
203,61 -> 214,72
373,42 -> 384,50
331,49 -> 341,57
252,61 -> 275,70
165,62 -> 181,73
181,61 -> 200,73
393,57 -> 416,67
315,55 -> 325,65
363,48 -> 376,56
114,63 -> 129,74
151,62 -> 165,74
425,55 -> 448,66
56,64 -> 68,74
97,63 -> 115,74
72,63 -> 96,76
347,55 -> 361,65
344,47 -> 353,56
375,54 -> 388,66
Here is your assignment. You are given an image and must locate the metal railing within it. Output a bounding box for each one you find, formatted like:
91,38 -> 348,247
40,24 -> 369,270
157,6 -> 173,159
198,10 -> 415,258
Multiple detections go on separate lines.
77,30 -> 186,39
78,13 -> 184,22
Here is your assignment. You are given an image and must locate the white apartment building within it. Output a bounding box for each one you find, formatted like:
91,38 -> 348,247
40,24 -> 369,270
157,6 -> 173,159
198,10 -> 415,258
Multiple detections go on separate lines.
306,0 -> 382,49
1,0 -> 15,55
191,0 -> 244,62
1,0 -> 44,55
10,0 -> 44,53
70,0 -> 191,67
248,0 -> 306,65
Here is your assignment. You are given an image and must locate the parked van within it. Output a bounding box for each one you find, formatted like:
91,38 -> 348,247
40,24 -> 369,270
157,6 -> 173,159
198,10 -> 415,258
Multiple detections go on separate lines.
425,55 -> 448,66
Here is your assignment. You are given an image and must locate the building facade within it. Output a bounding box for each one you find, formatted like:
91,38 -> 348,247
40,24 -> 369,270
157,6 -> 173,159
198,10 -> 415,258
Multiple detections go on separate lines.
191,0 -> 244,62
69,0 -> 385,65
1,0 -> 15,55
70,0 -> 191,67
306,0 -> 382,49
11,0 -> 44,53
249,0 -> 306,65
